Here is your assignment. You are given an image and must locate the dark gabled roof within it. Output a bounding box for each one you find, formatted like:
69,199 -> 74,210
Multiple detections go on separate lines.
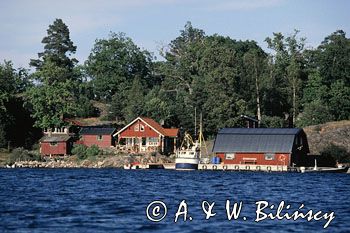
79,127 -> 116,135
213,128 -> 305,153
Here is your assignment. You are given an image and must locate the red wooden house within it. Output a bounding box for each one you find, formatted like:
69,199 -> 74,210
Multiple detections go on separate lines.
79,127 -> 116,148
114,117 -> 179,154
39,128 -> 73,156
212,128 -> 309,168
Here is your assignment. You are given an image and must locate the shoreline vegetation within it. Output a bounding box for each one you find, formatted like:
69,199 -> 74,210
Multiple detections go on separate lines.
1,151 -> 174,169
1,19 -> 349,165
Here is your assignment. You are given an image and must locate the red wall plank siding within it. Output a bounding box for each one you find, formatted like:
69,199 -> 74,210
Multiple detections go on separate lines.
40,142 -> 69,155
81,135 -> 113,148
120,119 -> 160,138
216,153 -> 290,166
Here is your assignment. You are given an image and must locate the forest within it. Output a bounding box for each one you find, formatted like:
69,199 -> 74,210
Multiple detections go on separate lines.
0,19 -> 349,149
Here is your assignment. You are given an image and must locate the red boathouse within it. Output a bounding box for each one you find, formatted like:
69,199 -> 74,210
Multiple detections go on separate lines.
79,127 -> 116,148
114,117 -> 179,154
39,128 -> 73,156
212,128 -> 309,167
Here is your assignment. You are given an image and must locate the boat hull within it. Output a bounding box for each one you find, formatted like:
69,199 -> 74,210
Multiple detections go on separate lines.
175,163 -> 198,170
175,157 -> 199,170
301,167 -> 349,173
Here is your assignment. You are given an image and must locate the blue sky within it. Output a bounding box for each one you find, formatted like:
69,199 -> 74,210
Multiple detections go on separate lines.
1,0 -> 349,69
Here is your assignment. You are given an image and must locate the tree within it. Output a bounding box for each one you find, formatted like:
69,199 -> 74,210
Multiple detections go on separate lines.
297,100 -> 334,127
0,61 -> 39,149
302,30 -> 350,122
122,77 -> 145,122
243,48 -> 268,126
85,32 -> 152,101
27,19 -> 80,128
30,18 -> 77,79
316,30 -> 350,86
265,30 -> 307,126
328,80 -> 350,120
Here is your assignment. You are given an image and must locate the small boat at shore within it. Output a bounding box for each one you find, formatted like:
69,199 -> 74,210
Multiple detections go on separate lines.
123,162 -> 141,169
300,167 -> 349,173
300,159 -> 349,173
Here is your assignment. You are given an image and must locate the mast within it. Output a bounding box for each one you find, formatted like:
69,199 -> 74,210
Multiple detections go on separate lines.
194,107 -> 197,139
199,113 -> 202,158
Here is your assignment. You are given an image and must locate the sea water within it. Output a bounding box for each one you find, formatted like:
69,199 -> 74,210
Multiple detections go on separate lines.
0,169 -> 349,232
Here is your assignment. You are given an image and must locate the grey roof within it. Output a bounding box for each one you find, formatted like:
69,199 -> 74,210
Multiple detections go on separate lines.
79,127 -> 116,135
213,128 -> 302,153
40,134 -> 71,142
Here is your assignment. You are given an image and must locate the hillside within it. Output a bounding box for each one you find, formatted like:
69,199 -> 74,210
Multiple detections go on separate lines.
303,120 -> 350,155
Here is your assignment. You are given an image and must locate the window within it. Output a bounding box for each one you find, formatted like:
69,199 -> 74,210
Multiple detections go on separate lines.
50,142 -> 58,147
140,125 -> 145,131
134,124 -> 139,131
97,135 -> 103,141
148,137 -> 159,145
265,153 -> 275,160
225,153 -> 235,160
142,138 -> 146,146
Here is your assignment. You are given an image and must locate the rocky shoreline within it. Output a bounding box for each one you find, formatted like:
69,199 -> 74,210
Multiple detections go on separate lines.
4,154 -> 174,169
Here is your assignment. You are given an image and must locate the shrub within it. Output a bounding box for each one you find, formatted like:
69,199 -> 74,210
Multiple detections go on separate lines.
7,147 -> 41,164
86,145 -> 101,158
320,144 -> 350,163
261,116 -> 284,128
71,144 -> 88,160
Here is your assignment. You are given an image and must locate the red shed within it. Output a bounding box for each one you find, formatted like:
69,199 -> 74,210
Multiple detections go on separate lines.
212,128 -> 310,168
114,117 -> 179,154
79,127 -> 116,148
39,128 -> 72,156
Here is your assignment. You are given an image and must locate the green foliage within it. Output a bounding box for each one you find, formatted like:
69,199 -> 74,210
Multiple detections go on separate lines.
265,30 -> 307,126
7,147 -> 41,164
302,71 -> 328,103
30,18 -> 77,75
328,80 -> 350,120
27,19 -> 85,128
71,144 -> 101,160
122,77 -> 145,122
261,116 -> 285,128
0,123 -> 6,148
86,145 -> 101,157
296,100 -> 334,127
85,32 -> 152,101
320,144 -> 350,163
71,144 -> 87,159
1,21 -> 350,149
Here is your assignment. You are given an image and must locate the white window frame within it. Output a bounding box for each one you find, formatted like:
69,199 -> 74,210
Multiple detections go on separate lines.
134,124 -> 139,131
140,124 -> 145,132
265,153 -> 275,160
225,153 -> 235,160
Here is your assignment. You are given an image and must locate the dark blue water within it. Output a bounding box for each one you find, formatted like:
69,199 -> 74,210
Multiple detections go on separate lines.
0,169 -> 349,233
